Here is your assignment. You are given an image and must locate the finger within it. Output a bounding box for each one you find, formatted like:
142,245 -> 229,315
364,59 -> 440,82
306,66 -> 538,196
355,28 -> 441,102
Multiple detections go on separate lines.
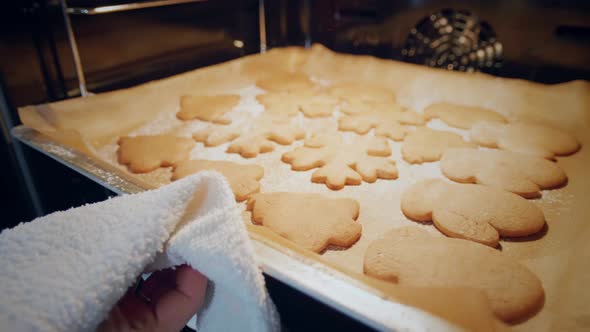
175,265 -> 209,303
117,285 -> 157,330
140,269 -> 176,301
153,265 -> 208,332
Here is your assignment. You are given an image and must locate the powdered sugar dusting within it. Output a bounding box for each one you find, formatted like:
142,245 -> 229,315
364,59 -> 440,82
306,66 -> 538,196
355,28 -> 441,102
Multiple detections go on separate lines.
95,82 -> 575,275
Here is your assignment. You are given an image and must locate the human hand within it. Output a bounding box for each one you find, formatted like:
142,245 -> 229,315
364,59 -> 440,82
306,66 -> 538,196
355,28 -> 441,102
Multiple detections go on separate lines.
98,265 -> 208,332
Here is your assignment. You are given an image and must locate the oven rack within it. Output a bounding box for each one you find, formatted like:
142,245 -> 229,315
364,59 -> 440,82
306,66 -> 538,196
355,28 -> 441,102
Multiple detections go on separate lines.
58,0 -> 268,97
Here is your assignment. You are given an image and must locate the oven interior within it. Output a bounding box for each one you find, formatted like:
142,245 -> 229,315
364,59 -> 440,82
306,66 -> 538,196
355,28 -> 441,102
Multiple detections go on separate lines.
1,1 -> 589,330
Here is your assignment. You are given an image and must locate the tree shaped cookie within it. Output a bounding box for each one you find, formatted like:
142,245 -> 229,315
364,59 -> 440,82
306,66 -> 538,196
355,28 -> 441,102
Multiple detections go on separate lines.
256,72 -> 316,92
247,192 -> 362,252
282,133 -> 398,190
401,128 -> 476,163
441,148 -> 567,198
470,122 -> 580,159
257,90 -> 340,118
172,160 -> 263,201
177,94 -> 241,124
117,135 -> 194,173
401,179 -> 545,247
338,107 -> 425,141
327,82 -> 396,103
424,103 -> 507,129
363,227 -> 544,322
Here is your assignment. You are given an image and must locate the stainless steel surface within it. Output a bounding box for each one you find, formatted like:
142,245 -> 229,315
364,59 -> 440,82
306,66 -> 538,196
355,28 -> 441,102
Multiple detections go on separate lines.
11,126 -> 145,195
65,0 -> 209,15
11,124 -> 456,332
60,0 -> 89,97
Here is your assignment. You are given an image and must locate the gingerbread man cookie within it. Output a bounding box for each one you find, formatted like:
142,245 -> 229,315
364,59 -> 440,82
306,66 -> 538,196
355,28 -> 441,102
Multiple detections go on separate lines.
441,148 -> 567,198
363,227 -> 544,322
248,192 -> 362,252
401,179 -> 545,247
282,133 -> 397,190
117,135 -> 194,173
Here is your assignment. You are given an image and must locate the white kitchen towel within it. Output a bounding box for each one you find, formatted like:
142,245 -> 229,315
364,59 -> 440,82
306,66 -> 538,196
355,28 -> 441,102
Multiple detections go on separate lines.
0,172 -> 279,332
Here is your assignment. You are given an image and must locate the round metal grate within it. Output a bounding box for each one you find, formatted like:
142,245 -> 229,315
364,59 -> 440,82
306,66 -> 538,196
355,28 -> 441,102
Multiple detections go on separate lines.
402,8 -> 503,72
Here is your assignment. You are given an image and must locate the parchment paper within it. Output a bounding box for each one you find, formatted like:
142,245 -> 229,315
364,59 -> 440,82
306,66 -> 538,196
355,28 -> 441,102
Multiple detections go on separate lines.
19,45 -> 590,331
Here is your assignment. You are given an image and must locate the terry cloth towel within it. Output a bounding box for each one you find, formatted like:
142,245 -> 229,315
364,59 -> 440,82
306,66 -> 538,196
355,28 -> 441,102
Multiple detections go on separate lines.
0,172 -> 280,332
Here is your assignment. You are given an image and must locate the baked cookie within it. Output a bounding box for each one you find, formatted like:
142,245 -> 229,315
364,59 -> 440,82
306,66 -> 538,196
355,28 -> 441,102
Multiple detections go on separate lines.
338,108 -> 424,141
256,92 -> 302,117
248,192 -> 361,252
441,148 -> 567,198
177,94 -> 241,124
282,133 -> 397,190
117,135 -> 194,173
424,103 -> 507,129
193,126 -> 241,147
227,115 -> 305,158
172,160 -> 263,201
256,72 -> 315,92
257,90 -> 339,118
470,122 -> 580,159
401,128 -> 476,163
401,179 -> 545,247
363,227 -> 544,322
327,82 -> 396,103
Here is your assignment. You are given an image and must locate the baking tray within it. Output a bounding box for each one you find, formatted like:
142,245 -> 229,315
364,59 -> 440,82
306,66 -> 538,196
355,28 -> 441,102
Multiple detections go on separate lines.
11,125 -> 458,332
14,44 -> 590,331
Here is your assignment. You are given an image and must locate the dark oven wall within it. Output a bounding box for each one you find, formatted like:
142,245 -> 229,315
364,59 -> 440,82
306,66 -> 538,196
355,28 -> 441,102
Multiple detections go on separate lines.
268,0 -> 590,84
0,0 -> 261,229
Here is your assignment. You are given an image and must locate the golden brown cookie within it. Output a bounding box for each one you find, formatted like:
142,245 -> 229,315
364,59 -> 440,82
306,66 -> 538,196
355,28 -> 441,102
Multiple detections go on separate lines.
340,99 -> 404,115
327,82 -> 396,103
117,135 -> 194,173
401,179 -> 545,247
248,192 -> 362,252
470,122 -> 580,159
193,126 -> 241,147
338,103 -> 424,141
172,160 -> 263,201
282,133 -> 398,190
256,92 -> 302,117
177,94 -> 241,124
257,90 -> 339,118
227,115 -> 305,158
424,103 -> 507,129
363,227 -> 544,322
441,148 -> 567,198
256,72 -> 315,92
401,128 -> 476,163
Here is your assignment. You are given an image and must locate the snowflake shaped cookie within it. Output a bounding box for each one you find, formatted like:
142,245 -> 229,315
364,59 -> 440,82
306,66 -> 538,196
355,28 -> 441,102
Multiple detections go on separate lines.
282,133 -> 398,190
194,115 -> 305,158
